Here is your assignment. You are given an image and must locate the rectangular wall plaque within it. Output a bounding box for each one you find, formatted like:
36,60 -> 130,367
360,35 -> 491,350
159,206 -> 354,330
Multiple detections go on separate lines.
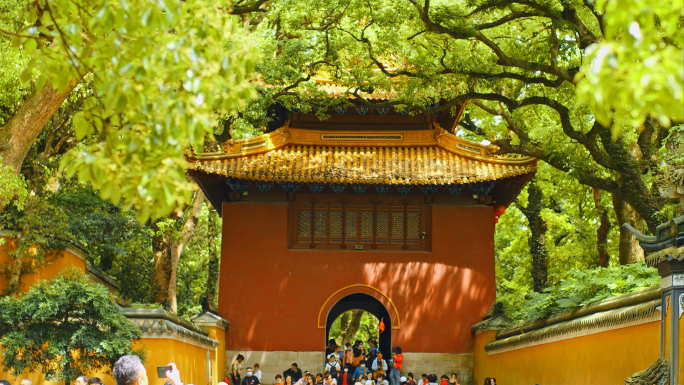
662,274 -> 684,289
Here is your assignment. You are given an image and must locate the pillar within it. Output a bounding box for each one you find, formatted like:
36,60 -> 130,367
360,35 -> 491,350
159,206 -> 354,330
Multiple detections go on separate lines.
654,258 -> 684,385
192,312 -> 230,384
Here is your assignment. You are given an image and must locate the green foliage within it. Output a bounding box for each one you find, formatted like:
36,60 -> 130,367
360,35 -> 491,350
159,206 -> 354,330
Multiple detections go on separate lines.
51,183 -> 155,302
0,267 -> 144,383
329,311 -> 379,345
2,0 -> 679,226
0,158 -> 28,211
492,162 -> 660,323
576,0 -> 684,136
0,0 -> 679,331
0,0 -> 31,127
6,0 -> 259,222
495,163 -> 621,293
503,263 -> 659,324
660,124 -> 684,189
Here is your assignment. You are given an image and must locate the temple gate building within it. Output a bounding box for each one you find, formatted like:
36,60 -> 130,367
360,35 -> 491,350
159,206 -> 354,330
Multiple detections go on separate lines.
189,99 -> 537,384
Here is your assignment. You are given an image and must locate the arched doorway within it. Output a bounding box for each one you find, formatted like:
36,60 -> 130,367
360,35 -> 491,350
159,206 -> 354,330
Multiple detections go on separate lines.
325,293 -> 392,357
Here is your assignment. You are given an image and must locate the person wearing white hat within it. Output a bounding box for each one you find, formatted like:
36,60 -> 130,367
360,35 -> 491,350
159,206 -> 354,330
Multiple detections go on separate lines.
400,377 -> 407,385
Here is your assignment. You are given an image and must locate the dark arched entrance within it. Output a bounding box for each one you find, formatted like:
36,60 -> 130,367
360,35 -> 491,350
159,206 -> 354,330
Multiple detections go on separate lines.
325,293 -> 392,357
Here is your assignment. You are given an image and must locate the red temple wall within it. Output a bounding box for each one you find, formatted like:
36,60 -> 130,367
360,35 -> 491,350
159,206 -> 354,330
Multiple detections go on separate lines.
218,201 -> 495,354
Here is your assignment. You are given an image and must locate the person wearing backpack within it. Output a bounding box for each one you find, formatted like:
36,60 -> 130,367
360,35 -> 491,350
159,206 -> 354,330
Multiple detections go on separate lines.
371,352 -> 388,380
326,354 -> 341,378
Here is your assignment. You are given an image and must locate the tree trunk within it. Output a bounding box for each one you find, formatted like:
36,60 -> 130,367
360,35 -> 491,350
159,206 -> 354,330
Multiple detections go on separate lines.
6,245 -> 24,295
520,176 -> 548,292
204,209 -> 221,306
593,188 -> 611,267
597,127 -> 661,234
151,220 -> 172,306
612,194 -> 645,265
168,190 -> 205,314
0,81 -> 78,210
204,250 -> 219,307
337,310 -> 364,346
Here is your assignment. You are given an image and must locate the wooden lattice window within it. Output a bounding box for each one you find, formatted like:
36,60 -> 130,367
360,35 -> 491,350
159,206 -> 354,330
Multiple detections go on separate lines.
291,196 -> 428,251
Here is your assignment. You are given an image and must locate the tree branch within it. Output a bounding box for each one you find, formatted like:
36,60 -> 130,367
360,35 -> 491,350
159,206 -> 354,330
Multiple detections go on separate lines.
476,11 -> 544,30
412,0 -> 575,82
457,113 -> 487,136
492,137 -> 620,193
559,5 -> 600,49
474,32 -> 573,82
230,0 -> 269,15
470,70 -> 567,87
506,96 -> 617,170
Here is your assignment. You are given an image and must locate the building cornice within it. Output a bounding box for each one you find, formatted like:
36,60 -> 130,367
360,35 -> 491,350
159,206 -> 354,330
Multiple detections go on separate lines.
485,299 -> 660,354
484,287 -> 661,353
123,308 -> 220,349
189,123 -> 535,166
191,311 -> 230,330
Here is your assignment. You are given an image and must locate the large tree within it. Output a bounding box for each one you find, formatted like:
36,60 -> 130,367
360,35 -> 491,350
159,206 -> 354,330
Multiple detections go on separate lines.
0,0 -> 262,220
228,0 -> 682,248
2,0 -> 680,232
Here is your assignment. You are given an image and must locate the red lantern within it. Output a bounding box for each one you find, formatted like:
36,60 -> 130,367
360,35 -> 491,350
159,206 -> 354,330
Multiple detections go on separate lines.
493,204 -> 506,224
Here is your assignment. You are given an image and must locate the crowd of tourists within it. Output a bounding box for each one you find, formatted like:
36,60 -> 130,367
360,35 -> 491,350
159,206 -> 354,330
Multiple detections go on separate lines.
225,339 -> 498,385
0,346 -> 500,385
0,355 -> 185,385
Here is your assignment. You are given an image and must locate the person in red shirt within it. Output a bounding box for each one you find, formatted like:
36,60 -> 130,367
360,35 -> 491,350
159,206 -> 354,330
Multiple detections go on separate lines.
439,375 -> 449,385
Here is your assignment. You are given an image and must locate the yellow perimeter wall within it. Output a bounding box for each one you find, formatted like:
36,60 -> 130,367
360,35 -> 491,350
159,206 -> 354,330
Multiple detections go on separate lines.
0,238 -> 87,294
0,339 -> 216,385
473,321 -> 660,385
0,239 -> 220,385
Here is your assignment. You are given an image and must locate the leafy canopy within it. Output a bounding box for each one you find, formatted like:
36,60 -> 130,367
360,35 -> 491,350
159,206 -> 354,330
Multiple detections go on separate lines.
4,0 -> 682,224
575,0 -> 684,135
0,268 -> 144,383
9,0 -> 258,221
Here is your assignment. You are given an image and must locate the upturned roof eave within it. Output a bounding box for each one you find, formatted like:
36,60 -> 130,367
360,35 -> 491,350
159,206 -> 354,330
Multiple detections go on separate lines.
187,123 -> 537,167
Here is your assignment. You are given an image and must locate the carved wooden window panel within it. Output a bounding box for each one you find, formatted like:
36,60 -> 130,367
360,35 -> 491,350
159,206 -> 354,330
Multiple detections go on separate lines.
292,196 -> 428,251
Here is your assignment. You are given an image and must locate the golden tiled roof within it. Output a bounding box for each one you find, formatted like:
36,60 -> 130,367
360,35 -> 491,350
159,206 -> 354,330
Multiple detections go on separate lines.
188,124 -> 536,185
191,146 -> 534,185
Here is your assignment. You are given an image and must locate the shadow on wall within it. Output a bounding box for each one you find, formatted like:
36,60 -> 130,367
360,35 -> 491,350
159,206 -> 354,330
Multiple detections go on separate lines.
221,203 -> 495,353
362,260 -> 491,351
231,259 -> 492,351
